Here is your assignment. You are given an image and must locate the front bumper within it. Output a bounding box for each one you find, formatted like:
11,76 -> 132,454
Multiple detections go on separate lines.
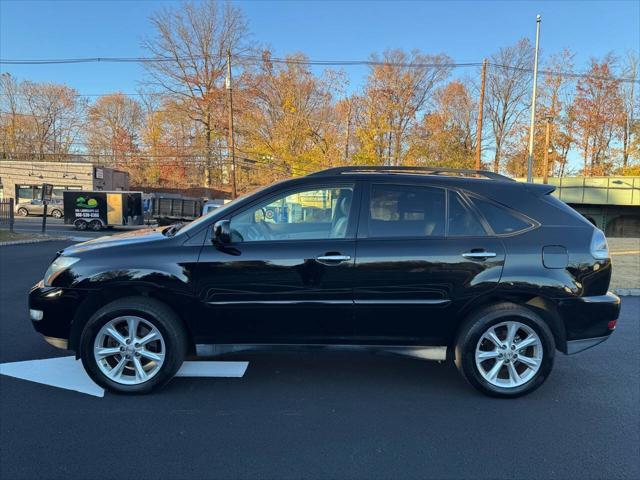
29,281 -> 85,347
558,291 -> 621,354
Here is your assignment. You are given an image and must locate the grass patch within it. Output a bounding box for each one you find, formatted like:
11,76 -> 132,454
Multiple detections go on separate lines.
0,229 -> 31,242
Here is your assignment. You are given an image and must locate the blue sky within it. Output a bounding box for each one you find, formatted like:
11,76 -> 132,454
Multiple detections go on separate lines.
1,0 -> 639,96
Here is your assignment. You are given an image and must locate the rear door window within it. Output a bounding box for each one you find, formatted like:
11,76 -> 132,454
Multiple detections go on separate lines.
447,191 -> 486,236
471,196 -> 532,235
368,184 -> 446,238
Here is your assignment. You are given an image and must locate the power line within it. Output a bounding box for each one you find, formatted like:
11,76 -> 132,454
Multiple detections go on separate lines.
1,152 -> 314,174
2,53 -> 637,84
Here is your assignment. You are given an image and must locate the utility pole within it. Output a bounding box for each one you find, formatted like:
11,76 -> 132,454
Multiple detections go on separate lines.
526,14 -> 542,183
475,58 -> 488,170
226,49 -> 237,199
344,99 -> 352,164
542,115 -> 554,184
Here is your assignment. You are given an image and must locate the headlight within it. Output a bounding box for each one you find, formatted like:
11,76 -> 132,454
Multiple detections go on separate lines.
44,256 -> 80,287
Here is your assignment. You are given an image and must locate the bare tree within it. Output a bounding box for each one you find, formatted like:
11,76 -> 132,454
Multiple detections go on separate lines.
0,73 -> 21,158
486,39 -> 534,173
142,0 -> 251,187
355,49 -> 452,166
1,77 -> 85,161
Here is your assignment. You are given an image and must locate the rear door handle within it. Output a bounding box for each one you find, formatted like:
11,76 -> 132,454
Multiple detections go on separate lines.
316,255 -> 351,262
462,251 -> 497,259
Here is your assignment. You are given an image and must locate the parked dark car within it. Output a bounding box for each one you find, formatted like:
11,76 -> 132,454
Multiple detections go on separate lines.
28,167 -> 620,396
15,198 -> 64,218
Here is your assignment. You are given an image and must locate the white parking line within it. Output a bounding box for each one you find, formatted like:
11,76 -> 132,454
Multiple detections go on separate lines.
0,356 -> 249,397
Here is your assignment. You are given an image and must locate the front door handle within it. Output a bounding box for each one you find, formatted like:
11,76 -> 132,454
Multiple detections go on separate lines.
462,251 -> 497,259
316,255 -> 351,262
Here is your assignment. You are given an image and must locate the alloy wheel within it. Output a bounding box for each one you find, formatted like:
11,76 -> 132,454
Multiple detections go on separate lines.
93,316 -> 166,385
475,320 -> 543,388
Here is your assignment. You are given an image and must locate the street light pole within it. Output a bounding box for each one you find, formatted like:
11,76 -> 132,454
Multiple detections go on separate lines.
526,14 -> 542,183
475,59 -> 487,170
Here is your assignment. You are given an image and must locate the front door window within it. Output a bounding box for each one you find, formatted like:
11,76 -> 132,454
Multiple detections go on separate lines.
230,186 -> 354,242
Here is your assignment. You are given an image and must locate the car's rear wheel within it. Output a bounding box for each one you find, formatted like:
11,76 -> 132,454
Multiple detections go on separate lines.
79,297 -> 187,394
50,209 -> 63,219
17,207 -> 28,216
455,303 -> 555,398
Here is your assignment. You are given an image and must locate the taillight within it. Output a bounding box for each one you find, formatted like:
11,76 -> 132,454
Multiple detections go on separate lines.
608,320 -> 617,330
590,229 -> 609,260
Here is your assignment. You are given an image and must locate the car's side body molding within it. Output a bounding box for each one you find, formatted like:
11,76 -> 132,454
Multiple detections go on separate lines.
195,343 -> 448,361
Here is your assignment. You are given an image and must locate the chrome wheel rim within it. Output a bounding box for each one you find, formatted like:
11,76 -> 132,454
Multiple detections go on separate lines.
93,316 -> 165,385
475,320 -> 543,389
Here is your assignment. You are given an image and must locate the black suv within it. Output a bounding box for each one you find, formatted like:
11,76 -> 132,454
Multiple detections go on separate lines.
29,167 -> 620,397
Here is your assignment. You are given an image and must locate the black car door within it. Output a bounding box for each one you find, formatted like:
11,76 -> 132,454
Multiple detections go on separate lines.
352,182 -> 505,345
194,182 -> 361,344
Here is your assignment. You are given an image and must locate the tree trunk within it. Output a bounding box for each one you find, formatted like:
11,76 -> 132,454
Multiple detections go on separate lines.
493,144 -> 501,173
205,114 -> 212,188
622,118 -> 629,168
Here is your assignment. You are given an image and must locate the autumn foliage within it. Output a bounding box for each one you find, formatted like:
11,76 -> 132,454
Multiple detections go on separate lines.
1,1 -> 638,194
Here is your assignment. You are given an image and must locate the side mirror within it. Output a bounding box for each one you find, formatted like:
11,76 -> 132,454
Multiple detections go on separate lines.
212,220 -> 232,245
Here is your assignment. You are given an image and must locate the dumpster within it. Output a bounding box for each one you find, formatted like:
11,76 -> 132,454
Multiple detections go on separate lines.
150,195 -> 203,225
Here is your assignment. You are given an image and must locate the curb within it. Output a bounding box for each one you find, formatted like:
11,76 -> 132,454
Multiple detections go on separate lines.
0,237 -> 68,247
612,288 -> 640,297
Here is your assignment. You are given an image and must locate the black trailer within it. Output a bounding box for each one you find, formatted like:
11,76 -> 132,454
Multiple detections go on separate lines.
63,191 -> 143,231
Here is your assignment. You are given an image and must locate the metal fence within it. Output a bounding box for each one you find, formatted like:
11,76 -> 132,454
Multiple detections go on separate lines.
0,199 -> 15,232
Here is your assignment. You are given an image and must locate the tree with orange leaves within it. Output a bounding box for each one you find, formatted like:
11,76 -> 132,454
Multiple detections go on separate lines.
572,56 -> 625,175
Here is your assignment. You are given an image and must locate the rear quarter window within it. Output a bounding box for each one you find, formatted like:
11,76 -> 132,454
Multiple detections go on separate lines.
471,196 -> 533,235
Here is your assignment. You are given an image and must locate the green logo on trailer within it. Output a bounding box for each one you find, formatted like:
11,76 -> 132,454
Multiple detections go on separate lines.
76,196 -> 98,208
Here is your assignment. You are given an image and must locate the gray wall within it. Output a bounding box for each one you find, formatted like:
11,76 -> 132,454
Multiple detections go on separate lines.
0,162 -> 129,201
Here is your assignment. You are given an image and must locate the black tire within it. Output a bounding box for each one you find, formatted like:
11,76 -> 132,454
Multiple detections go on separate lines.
17,207 -> 28,217
50,209 -> 63,219
74,219 -> 88,230
79,297 -> 188,394
454,302 -> 555,398
89,220 -> 103,231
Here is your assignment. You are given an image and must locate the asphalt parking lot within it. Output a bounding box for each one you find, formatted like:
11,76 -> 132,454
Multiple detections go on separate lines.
1,240 -> 638,480
9,216 -> 145,239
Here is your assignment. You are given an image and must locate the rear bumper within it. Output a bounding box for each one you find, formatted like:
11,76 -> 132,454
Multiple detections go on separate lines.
566,335 -> 610,354
557,292 -> 620,354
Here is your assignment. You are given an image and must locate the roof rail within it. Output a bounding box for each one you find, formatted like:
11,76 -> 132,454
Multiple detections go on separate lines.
308,166 -> 514,181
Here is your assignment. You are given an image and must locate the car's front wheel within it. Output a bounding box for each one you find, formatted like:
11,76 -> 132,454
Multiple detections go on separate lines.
455,303 -> 555,398
79,297 -> 187,394
50,209 -> 63,219
17,207 -> 28,216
